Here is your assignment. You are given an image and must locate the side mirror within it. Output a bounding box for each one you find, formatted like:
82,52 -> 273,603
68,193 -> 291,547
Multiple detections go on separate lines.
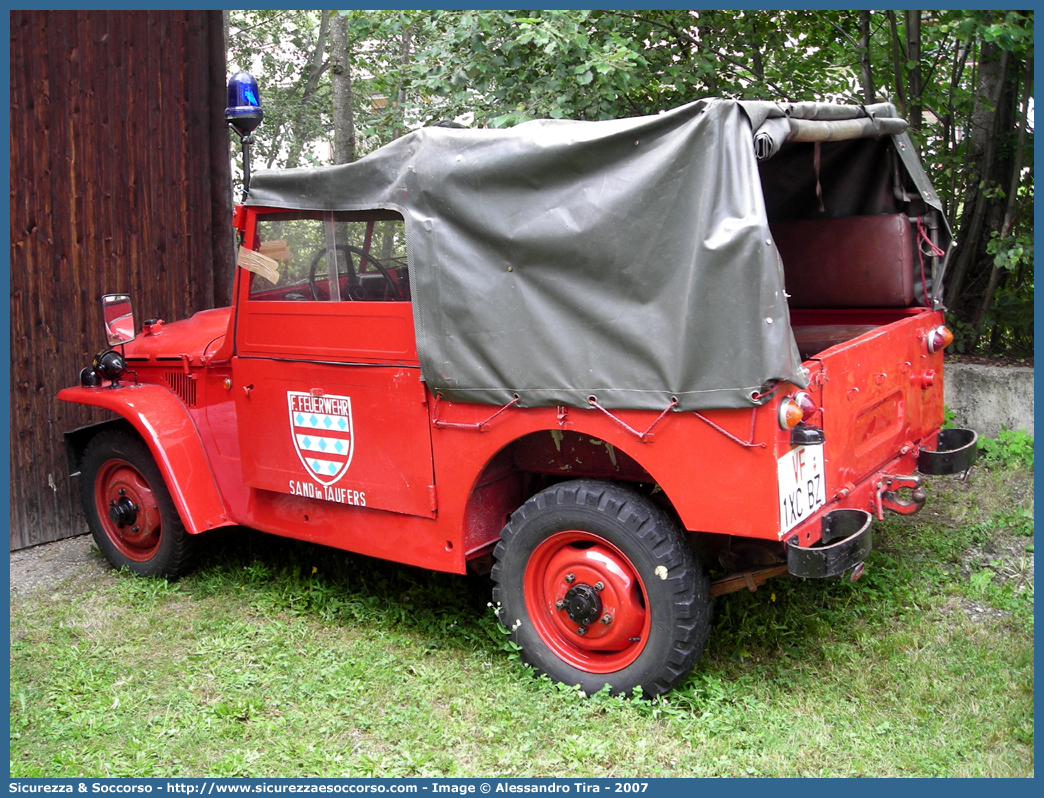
101,294 -> 136,346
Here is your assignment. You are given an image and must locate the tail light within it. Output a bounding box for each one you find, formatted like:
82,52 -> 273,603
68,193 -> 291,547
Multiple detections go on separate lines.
778,396 -> 804,429
926,325 -> 954,354
794,391 -> 816,421
779,391 -> 817,430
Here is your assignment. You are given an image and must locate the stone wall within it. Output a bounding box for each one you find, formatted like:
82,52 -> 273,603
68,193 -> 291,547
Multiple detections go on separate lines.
944,364 -> 1034,439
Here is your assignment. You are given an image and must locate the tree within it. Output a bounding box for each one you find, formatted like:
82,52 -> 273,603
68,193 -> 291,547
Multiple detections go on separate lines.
930,11 -> 1034,353
329,11 -> 355,164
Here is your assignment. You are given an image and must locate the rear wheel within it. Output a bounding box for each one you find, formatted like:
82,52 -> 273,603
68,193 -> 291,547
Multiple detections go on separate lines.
492,479 -> 710,696
80,429 -> 195,578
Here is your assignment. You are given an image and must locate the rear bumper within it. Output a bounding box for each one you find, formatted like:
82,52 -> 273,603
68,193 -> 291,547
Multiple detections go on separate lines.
785,426 -> 978,577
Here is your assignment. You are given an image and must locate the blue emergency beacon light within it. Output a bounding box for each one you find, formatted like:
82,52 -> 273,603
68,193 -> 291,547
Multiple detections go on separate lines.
225,71 -> 264,197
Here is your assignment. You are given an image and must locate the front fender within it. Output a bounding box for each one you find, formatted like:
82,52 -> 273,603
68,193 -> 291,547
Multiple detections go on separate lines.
58,384 -> 230,535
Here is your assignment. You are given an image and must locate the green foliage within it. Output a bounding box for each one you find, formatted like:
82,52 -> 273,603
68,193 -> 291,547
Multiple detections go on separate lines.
978,427 -> 1034,469
336,10 -> 435,149
943,313 -> 974,354
976,222 -> 1035,356
397,10 -> 885,127
406,10 -> 653,126
983,279 -> 1035,357
986,231 -> 1032,274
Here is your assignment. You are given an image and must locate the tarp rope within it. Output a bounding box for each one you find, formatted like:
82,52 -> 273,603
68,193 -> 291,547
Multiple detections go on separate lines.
916,217 -> 946,306
587,396 -> 678,442
431,394 -> 520,432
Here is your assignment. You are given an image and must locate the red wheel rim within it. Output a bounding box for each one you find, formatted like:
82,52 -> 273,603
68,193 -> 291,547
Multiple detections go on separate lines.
523,530 -> 650,673
93,459 -> 163,561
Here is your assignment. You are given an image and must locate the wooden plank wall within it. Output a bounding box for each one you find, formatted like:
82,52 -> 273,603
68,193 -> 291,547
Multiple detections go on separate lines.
10,11 -> 235,549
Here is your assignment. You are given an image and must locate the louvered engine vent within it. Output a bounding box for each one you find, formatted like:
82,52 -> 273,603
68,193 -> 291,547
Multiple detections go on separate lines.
165,372 -> 198,407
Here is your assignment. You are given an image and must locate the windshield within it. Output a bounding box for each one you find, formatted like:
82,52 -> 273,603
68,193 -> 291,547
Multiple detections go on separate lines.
248,211 -> 409,302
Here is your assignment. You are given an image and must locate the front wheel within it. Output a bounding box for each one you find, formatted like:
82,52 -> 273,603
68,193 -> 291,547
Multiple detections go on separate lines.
492,479 -> 710,696
80,429 -> 195,578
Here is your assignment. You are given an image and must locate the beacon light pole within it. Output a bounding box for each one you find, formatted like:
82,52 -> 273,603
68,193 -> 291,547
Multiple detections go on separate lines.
225,71 -> 264,199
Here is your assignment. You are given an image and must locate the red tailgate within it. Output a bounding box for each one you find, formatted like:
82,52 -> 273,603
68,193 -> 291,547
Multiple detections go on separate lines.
807,310 -> 945,495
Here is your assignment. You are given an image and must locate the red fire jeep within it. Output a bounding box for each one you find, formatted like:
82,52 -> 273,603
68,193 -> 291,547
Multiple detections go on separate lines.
60,99 -> 977,696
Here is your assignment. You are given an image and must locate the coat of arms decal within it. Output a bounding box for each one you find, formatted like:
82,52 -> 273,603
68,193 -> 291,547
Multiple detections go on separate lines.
287,391 -> 355,485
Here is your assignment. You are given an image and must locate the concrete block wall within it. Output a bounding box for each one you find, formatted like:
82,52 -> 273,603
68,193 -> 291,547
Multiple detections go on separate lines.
944,364 -> 1034,439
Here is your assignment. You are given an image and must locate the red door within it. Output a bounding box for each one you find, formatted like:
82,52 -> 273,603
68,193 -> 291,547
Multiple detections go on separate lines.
233,211 -> 436,519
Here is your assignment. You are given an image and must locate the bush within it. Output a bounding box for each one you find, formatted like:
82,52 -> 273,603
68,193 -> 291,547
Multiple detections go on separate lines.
978,427 -> 1034,470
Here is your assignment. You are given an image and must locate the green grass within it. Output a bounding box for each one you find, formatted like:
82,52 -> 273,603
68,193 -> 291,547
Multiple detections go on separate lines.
10,466 -> 1034,777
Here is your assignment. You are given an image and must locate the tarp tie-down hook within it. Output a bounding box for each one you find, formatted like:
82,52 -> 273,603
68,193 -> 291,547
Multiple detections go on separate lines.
432,394 -> 520,432
692,407 -> 766,449
587,396 -> 677,442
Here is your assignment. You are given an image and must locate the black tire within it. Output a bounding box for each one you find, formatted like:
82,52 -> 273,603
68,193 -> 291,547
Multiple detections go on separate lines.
492,479 -> 710,696
80,429 -> 195,578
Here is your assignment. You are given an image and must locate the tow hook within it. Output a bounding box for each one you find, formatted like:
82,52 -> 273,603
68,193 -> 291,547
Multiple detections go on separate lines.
874,474 -> 926,520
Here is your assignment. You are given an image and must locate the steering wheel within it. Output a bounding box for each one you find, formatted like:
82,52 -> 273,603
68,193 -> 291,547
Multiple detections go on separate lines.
308,244 -> 403,301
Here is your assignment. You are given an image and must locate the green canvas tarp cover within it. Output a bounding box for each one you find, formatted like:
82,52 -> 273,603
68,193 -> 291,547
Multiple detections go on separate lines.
247,99 -> 937,412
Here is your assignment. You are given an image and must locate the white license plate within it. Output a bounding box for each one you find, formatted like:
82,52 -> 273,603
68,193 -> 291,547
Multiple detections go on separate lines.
778,445 -> 827,534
